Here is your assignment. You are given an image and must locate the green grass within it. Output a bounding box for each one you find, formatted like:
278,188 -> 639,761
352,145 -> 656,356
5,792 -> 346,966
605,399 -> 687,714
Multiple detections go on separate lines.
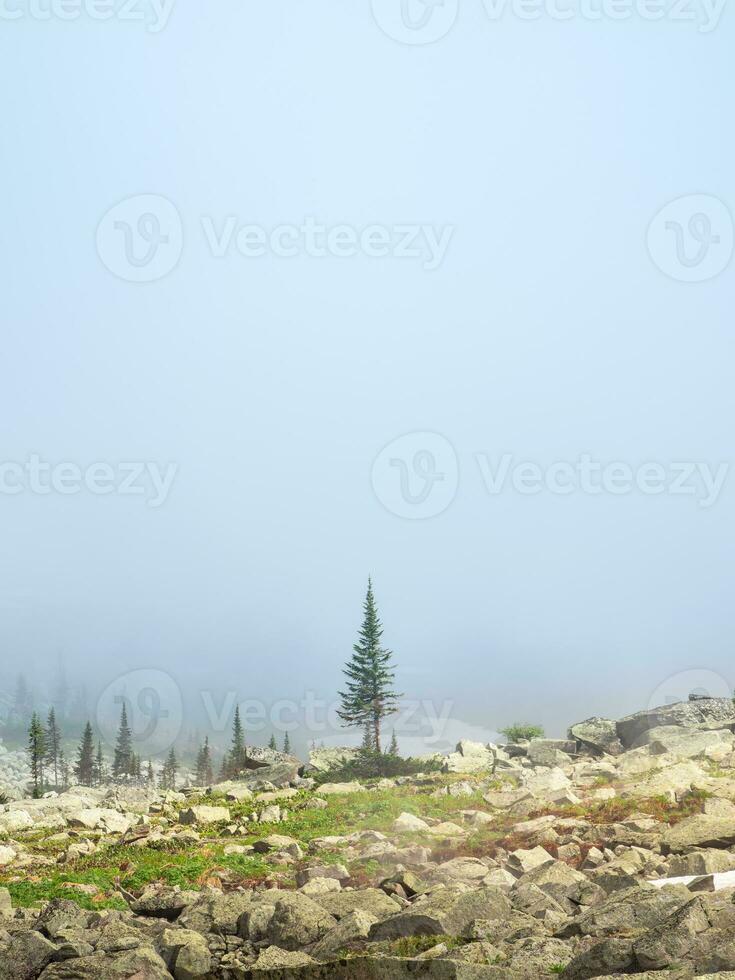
1,773 -> 712,911
388,935 -> 467,958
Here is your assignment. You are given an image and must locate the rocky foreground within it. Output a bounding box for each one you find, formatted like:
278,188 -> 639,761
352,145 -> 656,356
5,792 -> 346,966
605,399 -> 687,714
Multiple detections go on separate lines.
3,698 -> 735,978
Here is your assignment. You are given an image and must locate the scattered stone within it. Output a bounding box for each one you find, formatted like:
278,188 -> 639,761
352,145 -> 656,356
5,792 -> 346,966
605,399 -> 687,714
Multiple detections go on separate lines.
178,805 -> 230,826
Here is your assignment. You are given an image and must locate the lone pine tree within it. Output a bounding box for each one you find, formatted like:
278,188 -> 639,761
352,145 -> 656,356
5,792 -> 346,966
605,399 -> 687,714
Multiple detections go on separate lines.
160,747 -> 178,790
196,737 -> 213,785
338,578 -> 401,754
112,703 -> 134,778
93,740 -> 107,786
45,707 -> 62,788
74,722 -> 95,786
27,713 -> 47,797
225,706 -> 248,777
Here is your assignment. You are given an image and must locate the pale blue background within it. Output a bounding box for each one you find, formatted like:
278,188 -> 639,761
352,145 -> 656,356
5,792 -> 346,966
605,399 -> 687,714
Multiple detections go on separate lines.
1,0 -> 733,747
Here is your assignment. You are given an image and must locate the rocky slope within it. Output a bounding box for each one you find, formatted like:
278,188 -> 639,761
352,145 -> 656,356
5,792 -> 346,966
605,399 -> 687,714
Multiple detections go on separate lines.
2,696 -> 735,978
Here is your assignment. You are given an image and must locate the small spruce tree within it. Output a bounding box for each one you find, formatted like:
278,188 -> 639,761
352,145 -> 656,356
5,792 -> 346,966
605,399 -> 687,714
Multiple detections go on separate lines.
27,713 -> 47,797
268,734 -> 277,751
283,731 -> 291,754
93,740 -> 107,786
74,722 -> 95,786
196,737 -> 213,785
159,748 -> 178,790
112,703 -> 134,779
58,748 -> 70,790
338,579 -> 402,753
226,706 -> 247,777
45,707 -> 62,788
388,730 -> 399,756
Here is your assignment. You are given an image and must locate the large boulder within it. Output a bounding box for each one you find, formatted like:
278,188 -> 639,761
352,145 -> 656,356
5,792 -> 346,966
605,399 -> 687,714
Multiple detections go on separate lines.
368,885 -> 512,940
662,812 -> 735,853
178,805 -> 230,826
556,883 -> 690,938
527,740 -> 575,768
179,888 -> 256,935
308,747 -> 360,773
0,809 -> 34,833
313,888 -> 402,921
568,718 -> 624,756
633,893 -> 735,973
37,947 -> 172,979
631,726 -> 735,758
261,892 -> 338,950
442,740 -> 495,774
311,909 -> 377,960
616,697 -> 735,750
245,744 -> 302,770
0,930 -> 57,979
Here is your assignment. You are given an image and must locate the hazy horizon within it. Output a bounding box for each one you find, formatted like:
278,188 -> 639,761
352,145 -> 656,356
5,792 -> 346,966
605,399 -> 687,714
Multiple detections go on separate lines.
1,2 -> 733,761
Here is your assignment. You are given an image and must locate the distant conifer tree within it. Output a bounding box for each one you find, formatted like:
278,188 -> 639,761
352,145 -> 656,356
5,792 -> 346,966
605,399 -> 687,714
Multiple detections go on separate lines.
27,713 -> 47,797
338,579 -> 402,753
226,706 -> 248,777
159,747 -> 178,790
93,740 -> 107,786
112,703 -> 134,778
58,748 -> 70,790
74,722 -> 95,786
196,737 -> 214,785
45,707 -> 62,787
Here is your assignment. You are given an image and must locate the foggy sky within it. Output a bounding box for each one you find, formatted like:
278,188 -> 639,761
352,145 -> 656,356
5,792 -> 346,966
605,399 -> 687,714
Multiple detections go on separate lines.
1,1 -> 733,756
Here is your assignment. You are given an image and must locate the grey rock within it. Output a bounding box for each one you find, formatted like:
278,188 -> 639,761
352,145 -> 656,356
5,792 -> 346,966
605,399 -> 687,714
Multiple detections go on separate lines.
311,909 -> 376,960
561,938 -> 635,979
0,930 -> 58,980
567,718 -> 623,756
616,697 -> 735,750
314,889 -> 403,921
38,946 -> 172,979
130,884 -> 199,920
368,886 -> 512,941
179,889 -> 255,935
662,812 -> 735,852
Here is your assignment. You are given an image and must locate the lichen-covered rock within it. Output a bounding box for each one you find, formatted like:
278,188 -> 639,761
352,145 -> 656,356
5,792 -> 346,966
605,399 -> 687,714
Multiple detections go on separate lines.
178,805 -> 230,826
616,697 -> 735,750
568,718 -> 623,756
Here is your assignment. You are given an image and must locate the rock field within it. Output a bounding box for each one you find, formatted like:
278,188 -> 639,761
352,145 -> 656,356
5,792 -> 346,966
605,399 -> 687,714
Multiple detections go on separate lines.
3,696 -> 735,978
